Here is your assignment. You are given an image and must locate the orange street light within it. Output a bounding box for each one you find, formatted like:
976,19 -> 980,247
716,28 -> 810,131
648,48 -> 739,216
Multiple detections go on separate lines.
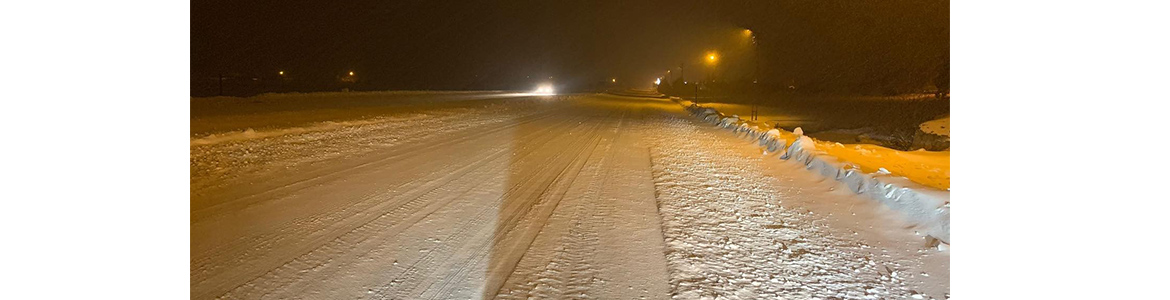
348,71 -> 355,76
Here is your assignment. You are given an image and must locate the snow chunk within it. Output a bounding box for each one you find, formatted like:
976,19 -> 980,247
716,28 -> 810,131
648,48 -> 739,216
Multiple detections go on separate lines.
781,136 -> 816,161
718,116 -> 740,129
758,129 -> 786,153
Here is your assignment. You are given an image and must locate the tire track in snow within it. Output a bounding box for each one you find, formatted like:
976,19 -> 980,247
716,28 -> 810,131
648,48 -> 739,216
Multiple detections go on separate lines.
492,110 -> 626,300
191,103 -> 537,204
408,108 -> 627,299
379,116 -> 612,300
464,111 -> 625,300
192,112 -> 585,283
232,116 -> 608,298
192,103 -> 569,220
268,116 -> 601,299
195,109 -> 589,299
422,112 -> 626,299
369,113 -> 613,300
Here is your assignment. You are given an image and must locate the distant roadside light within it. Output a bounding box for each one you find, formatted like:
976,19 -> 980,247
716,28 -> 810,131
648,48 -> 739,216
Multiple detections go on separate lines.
531,83 -> 555,96
278,71 -> 285,75
611,78 -> 616,83
348,71 -> 354,76
655,78 -> 661,85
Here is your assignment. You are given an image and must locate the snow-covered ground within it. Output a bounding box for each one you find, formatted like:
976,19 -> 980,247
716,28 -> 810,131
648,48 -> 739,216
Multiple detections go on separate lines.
190,92 -> 948,299
920,116 -> 950,137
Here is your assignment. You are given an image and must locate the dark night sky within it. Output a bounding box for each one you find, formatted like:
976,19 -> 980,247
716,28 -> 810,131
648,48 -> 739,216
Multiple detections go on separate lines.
191,0 -> 948,94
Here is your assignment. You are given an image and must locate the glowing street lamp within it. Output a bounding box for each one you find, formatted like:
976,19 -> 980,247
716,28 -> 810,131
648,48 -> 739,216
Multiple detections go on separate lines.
611,78 -> 616,83
741,27 -> 762,121
348,71 -> 355,76
278,71 -> 284,75
655,78 -> 661,85
703,51 -> 719,85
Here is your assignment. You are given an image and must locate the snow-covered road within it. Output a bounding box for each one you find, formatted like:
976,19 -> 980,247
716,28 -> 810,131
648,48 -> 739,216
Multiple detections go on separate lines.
191,93 -> 948,299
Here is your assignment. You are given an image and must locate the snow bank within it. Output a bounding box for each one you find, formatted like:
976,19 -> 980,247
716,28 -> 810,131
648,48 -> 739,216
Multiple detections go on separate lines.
717,115 -> 739,129
677,101 -> 951,243
784,136 -> 950,242
758,129 -> 786,153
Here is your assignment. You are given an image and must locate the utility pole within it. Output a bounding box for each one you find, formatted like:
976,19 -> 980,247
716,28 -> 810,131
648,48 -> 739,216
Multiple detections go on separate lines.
752,32 -> 760,121
682,62 -> 697,103
694,81 -> 699,104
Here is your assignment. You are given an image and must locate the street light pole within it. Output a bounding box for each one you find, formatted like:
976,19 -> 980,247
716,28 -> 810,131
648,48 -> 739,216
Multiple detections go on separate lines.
701,52 -> 718,104
695,79 -> 699,104
751,31 -> 760,121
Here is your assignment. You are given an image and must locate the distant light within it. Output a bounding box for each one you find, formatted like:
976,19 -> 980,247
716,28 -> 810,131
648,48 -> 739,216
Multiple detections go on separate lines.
709,55 -> 716,61
531,83 -> 555,96
655,78 -> 661,85
278,71 -> 284,75
611,78 -> 616,83
348,71 -> 354,76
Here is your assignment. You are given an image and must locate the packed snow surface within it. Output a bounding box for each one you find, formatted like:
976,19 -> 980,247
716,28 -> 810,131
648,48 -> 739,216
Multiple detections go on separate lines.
919,116 -> 950,137
190,92 -> 947,299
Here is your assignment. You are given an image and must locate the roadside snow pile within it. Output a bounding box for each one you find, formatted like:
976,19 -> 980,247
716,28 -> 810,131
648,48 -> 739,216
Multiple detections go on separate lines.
717,115 -> 739,128
759,129 -> 785,153
683,102 -> 951,243
779,135 -> 815,161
